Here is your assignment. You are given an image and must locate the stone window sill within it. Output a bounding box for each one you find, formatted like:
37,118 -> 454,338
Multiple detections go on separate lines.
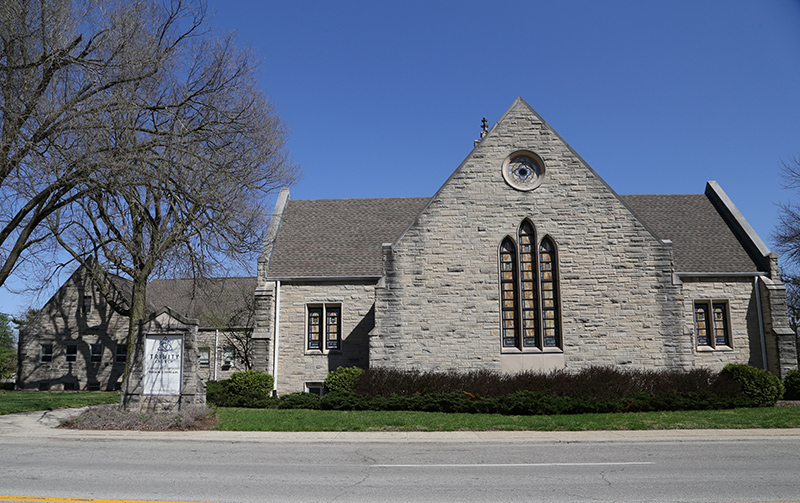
501,347 -> 563,355
696,345 -> 733,352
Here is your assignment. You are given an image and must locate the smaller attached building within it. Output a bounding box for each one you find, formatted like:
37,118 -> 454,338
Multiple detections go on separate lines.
17,267 -> 256,392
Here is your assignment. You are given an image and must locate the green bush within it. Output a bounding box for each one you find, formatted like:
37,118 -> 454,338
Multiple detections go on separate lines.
354,366 -> 743,400
324,366 -> 364,393
721,364 -> 784,406
319,391 -> 370,410
207,366 -> 762,413
0,382 -> 14,391
206,370 -> 276,408
228,370 -> 274,398
278,392 -> 321,409
205,380 -> 228,406
783,369 -> 800,400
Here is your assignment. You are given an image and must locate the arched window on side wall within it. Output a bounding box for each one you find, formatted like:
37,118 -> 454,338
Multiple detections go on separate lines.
539,237 -> 560,348
499,238 -> 519,348
518,221 -> 539,348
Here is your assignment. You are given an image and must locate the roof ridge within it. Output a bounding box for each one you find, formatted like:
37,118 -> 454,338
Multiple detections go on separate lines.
148,276 -> 256,282
291,196 -> 430,203
621,193 -> 704,197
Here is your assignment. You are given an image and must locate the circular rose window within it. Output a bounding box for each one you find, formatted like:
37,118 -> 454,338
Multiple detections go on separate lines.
502,151 -> 544,191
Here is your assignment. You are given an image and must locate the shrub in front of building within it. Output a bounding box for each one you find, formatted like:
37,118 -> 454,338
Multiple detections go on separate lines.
352,366 -> 744,401
782,368 -> 800,400
211,366 -> 786,413
323,366 -> 364,393
277,392 -> 321,409
206,370 -> 276,408
720,363 -> 785,406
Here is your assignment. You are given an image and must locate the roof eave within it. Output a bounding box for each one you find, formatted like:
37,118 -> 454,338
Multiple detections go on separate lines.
266,275 -> 382,283
704,181 -> 771,272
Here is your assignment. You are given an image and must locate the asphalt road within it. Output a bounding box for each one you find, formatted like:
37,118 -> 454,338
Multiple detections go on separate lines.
1,410 -> 799,503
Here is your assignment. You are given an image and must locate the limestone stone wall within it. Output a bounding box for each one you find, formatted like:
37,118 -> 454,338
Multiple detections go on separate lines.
272,280 -> 374,394
195,329 -> 251,383
250,283 -> 275,379
679,277 -> 763,371
372,99 -> 684,374
17,268 -> 130,391
759,276 -> 798,378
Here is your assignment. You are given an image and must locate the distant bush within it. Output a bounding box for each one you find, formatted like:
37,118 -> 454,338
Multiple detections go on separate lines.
0,382 -> 14,391
721,364 -> 784,406
783,369 -> 800,400
324,366 -> 364,393
206,370 -> 276,408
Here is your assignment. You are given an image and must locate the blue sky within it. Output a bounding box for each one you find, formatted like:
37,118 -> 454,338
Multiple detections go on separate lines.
2,0 -> 799,315
202,0 -> 799,227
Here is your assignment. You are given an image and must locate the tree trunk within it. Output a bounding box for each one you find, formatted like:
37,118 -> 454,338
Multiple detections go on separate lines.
120,274 -> 148,410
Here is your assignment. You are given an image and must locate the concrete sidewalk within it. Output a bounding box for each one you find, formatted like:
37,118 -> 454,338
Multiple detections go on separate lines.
0,406 -> 92,437
3,407 -> 800,443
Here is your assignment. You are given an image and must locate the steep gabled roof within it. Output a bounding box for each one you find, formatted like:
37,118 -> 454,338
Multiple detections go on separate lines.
620,194 -> 762,274
263,190 -> 764,279
266,197 -> 430,279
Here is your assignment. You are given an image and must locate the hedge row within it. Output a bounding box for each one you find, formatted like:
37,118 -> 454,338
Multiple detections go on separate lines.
274,389 -> 754,415
352,366 -> 744,400
206,364 -> 790,413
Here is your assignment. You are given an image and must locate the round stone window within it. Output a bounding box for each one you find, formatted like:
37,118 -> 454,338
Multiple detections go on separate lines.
502,151 -> 544,191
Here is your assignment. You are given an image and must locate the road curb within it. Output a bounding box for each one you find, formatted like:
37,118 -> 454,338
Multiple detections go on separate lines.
3,408 -> 800,443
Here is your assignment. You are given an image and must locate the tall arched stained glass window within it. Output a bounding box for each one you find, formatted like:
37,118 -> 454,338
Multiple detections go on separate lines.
518,221 -> 538,348
307,307 -> 322,350
500,238 -> 519,348
539,238 -> 560,348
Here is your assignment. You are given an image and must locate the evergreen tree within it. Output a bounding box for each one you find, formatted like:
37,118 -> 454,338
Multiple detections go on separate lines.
0,314 -> 15,379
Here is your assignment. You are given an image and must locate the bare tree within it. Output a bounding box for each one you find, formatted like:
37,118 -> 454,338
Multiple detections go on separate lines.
775,157 -> 800,263
782,276 -> 800,334
48,10 -> 297,405
206,286 -> 256,370
0,0 -> 205,288
775,156 -> 800,339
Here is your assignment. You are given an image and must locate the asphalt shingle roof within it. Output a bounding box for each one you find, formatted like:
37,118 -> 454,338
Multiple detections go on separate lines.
620,194 -> 760,273
147,276 -> 256,327
266,197 -> 430,278
264,193 -> 762,279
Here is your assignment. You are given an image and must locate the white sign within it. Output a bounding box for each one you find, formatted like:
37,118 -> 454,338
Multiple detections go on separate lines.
143,334 -> 184,396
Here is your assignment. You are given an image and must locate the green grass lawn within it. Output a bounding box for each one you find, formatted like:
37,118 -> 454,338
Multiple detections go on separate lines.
0,391 -> 121,415
214,405 -> 800,432
3,390 -> 799,432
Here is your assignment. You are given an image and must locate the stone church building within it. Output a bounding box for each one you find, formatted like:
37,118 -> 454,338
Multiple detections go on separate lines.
16,98 -> 798,394
250,97 -> 797,394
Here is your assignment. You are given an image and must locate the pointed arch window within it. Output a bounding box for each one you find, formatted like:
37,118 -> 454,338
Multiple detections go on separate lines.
498,224 -> 561,351
518,222 -> 539,348
539,238 -> 560,348
500,238 -> 519,348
